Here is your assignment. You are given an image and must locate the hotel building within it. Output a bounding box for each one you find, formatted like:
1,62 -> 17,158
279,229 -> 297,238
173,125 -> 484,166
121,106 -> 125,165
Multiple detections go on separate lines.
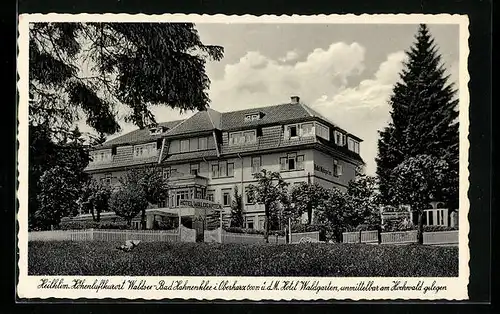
81,96 -> 364,230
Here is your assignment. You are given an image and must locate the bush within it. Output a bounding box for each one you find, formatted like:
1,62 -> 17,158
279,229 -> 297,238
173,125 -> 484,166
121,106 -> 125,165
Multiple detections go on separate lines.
223,226 -> 285,237
423,225 -> 458,232
28,241 -> 458,277
59,219 -> 130,230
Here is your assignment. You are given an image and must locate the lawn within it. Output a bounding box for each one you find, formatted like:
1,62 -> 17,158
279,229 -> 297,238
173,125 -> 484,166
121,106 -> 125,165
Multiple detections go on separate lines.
28,241 -> 458,277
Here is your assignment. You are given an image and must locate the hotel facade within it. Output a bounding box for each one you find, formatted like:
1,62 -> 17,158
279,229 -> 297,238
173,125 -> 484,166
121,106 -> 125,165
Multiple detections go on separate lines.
80,96 -> 364,230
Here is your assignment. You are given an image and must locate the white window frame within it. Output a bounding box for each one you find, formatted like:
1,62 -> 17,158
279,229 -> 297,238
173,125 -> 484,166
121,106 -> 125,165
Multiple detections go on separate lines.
180,139 -> 190,153
251,156 -> 261,174
190,163 -> 200,175
222,189 -> 232,207
334,131 -> 346,146
245,187 -> 255,204
199,137 -> 208,150
333,159 -> 343,177
280,153 -> 305,171
133,143 -> 157,159
301,122 -> 315,138
348,137 -> 360,154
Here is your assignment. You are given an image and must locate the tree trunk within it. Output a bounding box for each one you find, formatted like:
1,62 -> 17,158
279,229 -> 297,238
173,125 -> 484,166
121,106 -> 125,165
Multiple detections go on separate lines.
91,208 -> 96,221
417,210 -> 424,244
141,208 -> 146,230
264,204 -> 269,243
96,209 -> 101,222
307,205 -> 312,225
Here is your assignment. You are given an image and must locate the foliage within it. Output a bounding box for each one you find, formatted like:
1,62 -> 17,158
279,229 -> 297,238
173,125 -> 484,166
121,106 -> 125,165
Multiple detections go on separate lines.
30,22 -> 224,137
247,169 -> 289,242
121,165 -> 169,229
29,22 -> 223,230
32,126 -> 90,230
59,219 -> 130,230
78,179 -> 112,222
108,183 -> 148,226
230,186 -> 244,228
345,174 -> 382,231
391,154 -> 456,243
223,226 -> 285,237
376,24 -> 459,209
29,241 -> 458,277
289,183 -> 331,224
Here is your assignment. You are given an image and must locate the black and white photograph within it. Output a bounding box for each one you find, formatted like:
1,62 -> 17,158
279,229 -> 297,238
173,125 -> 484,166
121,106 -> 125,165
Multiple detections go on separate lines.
17,14 -> 469,300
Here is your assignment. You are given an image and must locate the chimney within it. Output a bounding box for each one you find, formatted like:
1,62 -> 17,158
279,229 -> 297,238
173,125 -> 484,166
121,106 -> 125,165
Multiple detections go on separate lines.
290,96 -> 300,104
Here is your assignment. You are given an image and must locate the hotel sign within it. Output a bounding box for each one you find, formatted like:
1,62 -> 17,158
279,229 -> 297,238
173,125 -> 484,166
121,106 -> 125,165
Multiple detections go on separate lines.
179,199 -> 222,210
314,163 -> 332,176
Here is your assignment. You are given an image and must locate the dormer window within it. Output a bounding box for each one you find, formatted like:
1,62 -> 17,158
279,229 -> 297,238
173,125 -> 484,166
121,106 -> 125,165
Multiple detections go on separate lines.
334,130 -> 346,146
347,137 -> 360,154
229,130 -> 257,146
90,149 -> 112,164
149,126 -> 165,135
244,112 -> 262,122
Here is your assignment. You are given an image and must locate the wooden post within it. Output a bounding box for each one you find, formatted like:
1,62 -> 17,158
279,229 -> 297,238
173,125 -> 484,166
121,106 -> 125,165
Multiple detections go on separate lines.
178,207 -> 181,241
288,217 -> 292,244
359,229 -> 362,244
219,209 -> 223,243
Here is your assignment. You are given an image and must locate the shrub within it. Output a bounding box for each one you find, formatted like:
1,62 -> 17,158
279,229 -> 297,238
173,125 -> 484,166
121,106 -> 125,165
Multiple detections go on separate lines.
223,227 -> 285,237
59,219 -> 130,230
28,241 -> 459,277
423,225 -> 458,232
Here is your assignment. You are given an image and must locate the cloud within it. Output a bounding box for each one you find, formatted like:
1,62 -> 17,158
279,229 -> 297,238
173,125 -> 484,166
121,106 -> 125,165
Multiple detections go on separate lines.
310,51 -> 408,175
208,42 -> 366,112
280,50 -> 299,62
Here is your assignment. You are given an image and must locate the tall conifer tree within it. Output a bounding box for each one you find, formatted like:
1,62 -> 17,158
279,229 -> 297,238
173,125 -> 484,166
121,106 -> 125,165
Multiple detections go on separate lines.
376,24 -> 459,208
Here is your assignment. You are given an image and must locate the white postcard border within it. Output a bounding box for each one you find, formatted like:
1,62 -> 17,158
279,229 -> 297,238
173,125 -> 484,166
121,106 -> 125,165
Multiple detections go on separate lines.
17,13 -> 470,300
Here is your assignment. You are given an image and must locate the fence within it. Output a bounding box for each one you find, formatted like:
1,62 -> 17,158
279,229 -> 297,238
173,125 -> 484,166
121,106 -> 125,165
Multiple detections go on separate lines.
342,230 -> 379,244
381,230 -> 418,245
29,228 -> 194,243
342,230 -> 458,246
423,230 -> 459,246
290,231 -> 321,243
204,228 -> 286,244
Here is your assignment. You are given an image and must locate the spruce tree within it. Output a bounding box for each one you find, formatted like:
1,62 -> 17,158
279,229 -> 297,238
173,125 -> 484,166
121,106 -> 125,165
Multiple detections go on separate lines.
376,24 -> 459,209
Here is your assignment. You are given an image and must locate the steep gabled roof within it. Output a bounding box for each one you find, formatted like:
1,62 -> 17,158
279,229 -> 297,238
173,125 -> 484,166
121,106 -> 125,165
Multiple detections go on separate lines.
96,119 -> 184,149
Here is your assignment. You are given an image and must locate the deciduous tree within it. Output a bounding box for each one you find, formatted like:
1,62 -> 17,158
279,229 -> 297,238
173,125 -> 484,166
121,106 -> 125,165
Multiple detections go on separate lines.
247,169 -> 289,243
109,182 -> 148,227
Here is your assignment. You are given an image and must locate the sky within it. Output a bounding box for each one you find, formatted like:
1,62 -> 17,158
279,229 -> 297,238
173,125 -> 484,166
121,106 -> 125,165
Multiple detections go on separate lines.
79,23 -> 460,175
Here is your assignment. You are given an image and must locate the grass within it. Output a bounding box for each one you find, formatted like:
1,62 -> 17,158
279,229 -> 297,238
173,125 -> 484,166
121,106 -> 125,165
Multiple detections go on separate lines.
28,241 -> 458,277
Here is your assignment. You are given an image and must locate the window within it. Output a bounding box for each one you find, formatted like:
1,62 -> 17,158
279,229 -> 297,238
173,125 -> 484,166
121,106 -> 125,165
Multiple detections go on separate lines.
227,163 -> 234,177
251,156 -> 261,174
206,191 -> 214,202
289,125 -> 298,137
175,190 -> 190,207
348,138 -> 360,154
301,123 -> 315,137
190,138 -> 199,151
169,140 -> 180,153
91,150 -> 112,164
180,140 -> 190,153
212,161 -> 234,178
244,131 -> 256,143
258,216 -> 265,230
211,164 -> 219,178
244,113 -> 261,122
280,153 -> 305,171
333,159 -> 343,177
222,190 -> 231,207
245,216 -> 255,229
133,143 -> 157,159
219,161 -> 227,177
190,163 -> 199,175
245,187 -> 255,204
334,131 -> 346,146
163,167 -> 171,179
101,173 -> 112,185
316,123 -> 330,140
199,137 -> 208,150
229,130 -> 256,146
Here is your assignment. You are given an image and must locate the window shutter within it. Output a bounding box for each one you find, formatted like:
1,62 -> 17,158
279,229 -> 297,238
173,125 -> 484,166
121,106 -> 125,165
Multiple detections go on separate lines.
284,127 -> 289,140
338,164 -> 343,176
280,157 -> 287,171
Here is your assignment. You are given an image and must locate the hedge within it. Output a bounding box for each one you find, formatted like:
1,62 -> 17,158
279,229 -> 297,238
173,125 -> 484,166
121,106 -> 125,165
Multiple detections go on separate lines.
224,226 -> 285,237
59,220 -> 130,230
28,241 -> 458,277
